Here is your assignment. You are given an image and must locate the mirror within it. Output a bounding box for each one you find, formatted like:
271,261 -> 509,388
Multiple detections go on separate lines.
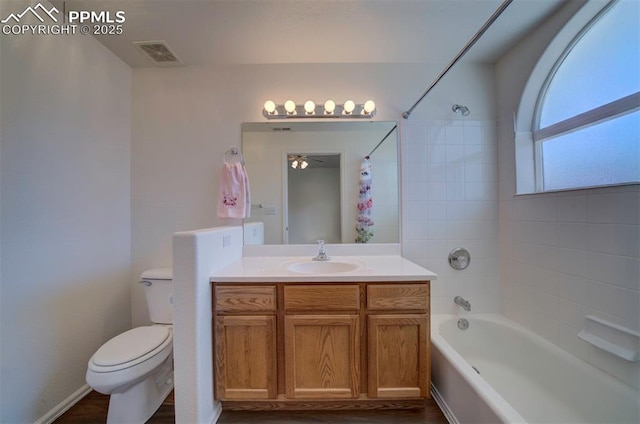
242,121 -> 399,245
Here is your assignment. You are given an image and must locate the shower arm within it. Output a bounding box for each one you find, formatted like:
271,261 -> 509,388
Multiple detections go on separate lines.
402,0 -> 513,119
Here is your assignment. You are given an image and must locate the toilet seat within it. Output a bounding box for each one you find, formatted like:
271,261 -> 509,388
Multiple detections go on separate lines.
89,326 -> 172,373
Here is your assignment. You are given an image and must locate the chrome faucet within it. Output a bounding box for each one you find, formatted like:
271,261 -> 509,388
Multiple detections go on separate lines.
312,239 -> 330,261
454,296 -> 471,311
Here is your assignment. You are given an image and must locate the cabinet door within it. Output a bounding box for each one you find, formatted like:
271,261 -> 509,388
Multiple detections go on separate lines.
285,315 -> 360,399
215,315 -> 277,400
368,314 -> 429,398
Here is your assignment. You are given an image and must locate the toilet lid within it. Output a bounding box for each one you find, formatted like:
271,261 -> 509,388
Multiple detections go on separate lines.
92,326 -> 171,367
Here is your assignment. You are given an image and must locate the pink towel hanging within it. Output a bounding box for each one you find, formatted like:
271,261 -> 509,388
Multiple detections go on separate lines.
217,161 -> 251,219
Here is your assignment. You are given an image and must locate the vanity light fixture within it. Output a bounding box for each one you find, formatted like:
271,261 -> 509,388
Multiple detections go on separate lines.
262,99 -> 376,119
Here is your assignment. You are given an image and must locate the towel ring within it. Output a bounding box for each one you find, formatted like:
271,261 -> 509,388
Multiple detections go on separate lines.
224,147 -> 245,165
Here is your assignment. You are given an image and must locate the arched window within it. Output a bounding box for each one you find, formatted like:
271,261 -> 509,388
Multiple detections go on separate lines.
533,0 -> 639,191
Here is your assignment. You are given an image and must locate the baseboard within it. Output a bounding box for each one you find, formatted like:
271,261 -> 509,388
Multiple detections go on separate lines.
431,383 -> 458,424
211,400 -> 223,423
34,384 -> 92,424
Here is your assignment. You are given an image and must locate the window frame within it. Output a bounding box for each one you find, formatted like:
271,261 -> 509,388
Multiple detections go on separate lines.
530,0 -> 639,192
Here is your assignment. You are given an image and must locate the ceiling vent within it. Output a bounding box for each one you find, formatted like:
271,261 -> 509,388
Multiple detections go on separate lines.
133,41 -> 183,66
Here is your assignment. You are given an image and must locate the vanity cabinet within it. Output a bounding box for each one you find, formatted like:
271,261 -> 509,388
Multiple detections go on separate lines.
283,285 -> 360,399
367,284 -> 430,398
214,286 -> 277,400
212,281 -> 430,409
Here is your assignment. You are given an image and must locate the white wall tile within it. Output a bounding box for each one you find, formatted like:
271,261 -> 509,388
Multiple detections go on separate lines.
557,194 -> 588,222
588,224 -> 640,257
588,191 -> 640,224
557,222 -> 589,249
426,145 -> 447,163
557,247 -> 590,278
426,122 -> 447,145
588,252 -> 640,290
403,119 -> 501,314
445,125 -> 464,144
463,125 -> 483,145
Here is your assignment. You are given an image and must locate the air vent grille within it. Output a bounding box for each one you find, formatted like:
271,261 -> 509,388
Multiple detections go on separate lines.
133,41 -> 182,65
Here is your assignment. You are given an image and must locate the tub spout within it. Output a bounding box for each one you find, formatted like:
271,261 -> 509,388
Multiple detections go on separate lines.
454,296 -> 471,311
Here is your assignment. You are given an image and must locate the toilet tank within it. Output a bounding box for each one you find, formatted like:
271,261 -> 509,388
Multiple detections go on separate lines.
140,268 -> 173,324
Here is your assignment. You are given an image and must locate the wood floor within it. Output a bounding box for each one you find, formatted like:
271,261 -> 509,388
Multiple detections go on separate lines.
55,390 -> 449,424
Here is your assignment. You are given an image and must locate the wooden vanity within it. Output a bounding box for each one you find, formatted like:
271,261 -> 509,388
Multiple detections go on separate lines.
212,281 -> 430,410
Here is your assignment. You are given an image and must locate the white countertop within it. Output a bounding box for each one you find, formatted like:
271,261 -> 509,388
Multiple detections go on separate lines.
210,255 -> 437,283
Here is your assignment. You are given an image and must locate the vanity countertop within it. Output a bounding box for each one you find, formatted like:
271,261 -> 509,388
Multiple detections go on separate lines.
210,255 -> 437,283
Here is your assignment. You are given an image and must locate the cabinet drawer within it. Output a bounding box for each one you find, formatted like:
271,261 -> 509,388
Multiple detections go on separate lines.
284,285 -> 360,311
367,284 -> 429,311
215,285 -> 276,313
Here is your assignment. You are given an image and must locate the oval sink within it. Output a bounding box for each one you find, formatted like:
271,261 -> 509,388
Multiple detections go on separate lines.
287,260 -> 361,275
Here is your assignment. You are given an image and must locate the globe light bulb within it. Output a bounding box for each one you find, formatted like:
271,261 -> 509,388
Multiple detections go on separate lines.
343,100 -> 355,114
363,100 -> 376,114
284,100 -> 296,114
304,100 -> 316,115
324,100 -> 336,114
264,100 -> 276,114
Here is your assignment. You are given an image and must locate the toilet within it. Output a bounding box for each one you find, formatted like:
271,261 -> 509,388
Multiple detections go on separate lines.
86,268 -> 174,424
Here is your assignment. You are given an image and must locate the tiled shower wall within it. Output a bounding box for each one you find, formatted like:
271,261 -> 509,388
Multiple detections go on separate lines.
401,119 -> 499,314
498,119 -> 640,389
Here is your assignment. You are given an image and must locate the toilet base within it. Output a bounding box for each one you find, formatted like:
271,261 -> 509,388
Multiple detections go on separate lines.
106,354 -> 174,424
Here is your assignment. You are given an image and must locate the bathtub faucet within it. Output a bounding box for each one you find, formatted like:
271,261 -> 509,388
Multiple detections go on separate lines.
454,296 -> 471,311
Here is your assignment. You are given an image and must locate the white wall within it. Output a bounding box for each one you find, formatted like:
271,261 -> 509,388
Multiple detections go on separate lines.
496,0 -> 639,388
131,62 -> 499,323
0,1 -> 133,421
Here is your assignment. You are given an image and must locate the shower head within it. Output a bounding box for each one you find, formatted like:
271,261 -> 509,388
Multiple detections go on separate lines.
452,104 -> 470,116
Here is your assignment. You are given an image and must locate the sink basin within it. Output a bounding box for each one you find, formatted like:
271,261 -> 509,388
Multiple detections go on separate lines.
287,260 -> 362,275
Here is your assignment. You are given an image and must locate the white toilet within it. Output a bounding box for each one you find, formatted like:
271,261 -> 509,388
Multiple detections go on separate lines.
86,268 -> 174,424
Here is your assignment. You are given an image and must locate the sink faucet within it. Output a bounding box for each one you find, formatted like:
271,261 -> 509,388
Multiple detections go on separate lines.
454,296 -> 471,312
312,239 -> 330,261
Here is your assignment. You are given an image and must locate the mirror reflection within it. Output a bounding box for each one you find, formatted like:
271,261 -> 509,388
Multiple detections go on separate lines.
242,121 -> 399,245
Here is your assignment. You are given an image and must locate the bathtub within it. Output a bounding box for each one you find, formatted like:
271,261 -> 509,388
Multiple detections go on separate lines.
430,314 -> 640,424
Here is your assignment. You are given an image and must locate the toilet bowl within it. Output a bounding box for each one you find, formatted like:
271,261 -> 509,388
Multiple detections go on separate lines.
86,268 -> 174,424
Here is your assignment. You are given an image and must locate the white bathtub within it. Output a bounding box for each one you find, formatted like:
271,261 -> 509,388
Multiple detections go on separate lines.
430,314 -> 640,424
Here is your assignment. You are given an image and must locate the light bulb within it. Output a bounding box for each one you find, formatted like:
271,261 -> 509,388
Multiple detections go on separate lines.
304,100 -> 316,115
301,160 -> 309,169
363,100 -> 376,114
264,100 -> 276,114
324,100 -> 335,114
343,100 -> 355,114
284,100 -> 296,114
291,160 -> 298,169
